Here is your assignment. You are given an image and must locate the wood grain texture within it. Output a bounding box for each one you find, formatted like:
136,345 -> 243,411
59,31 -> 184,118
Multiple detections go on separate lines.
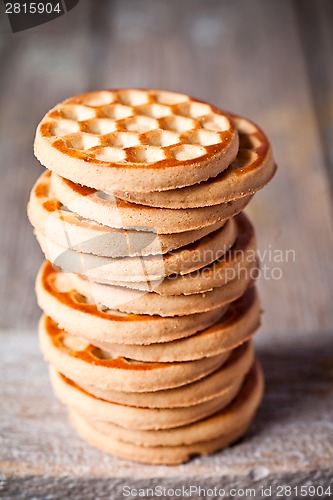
0,0 -> 333,496
294,0 -> 333,184
1,329 -> 333,497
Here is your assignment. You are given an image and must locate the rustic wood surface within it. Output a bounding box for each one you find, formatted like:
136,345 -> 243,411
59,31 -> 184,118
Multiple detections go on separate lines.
0,1 -> 333,498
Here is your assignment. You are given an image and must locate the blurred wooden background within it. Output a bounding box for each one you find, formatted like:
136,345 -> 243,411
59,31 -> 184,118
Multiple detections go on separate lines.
0,0 -> 332,335
1,0 -> 333,496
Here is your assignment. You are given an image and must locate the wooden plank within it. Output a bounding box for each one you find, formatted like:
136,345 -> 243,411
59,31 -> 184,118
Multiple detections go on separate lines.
1,0 -> 332,334
294,0 -> 333,183
0,1 -> 94,328
0,0 -> 331,334
1,329 -> 332,497
98,0 -> 333,337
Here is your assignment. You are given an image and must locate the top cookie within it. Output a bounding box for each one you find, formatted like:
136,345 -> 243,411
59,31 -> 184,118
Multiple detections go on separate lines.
34,89 -> 239,193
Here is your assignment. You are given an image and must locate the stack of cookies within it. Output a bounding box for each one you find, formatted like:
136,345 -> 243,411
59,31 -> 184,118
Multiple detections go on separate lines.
28,89 -> 276,465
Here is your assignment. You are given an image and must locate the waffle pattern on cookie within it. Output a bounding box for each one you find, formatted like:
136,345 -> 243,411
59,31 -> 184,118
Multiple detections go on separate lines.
114,113 -> 276,208
39,89 -> 236,164
34,89 -> 240,192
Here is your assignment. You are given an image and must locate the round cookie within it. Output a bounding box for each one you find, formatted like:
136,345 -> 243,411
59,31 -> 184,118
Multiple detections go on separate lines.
68,267 -> 255,316
50,367 -> 240,430
100,212 -> 257,295
68,363 -> 263,465
41,316 -> 228,393
34,218 -> 238,283
36,261 -> 227,345
34,89 -> 239,193
28,171 -> 227,257
76,341 -> 255,408
51,172 -> 251,234
89,288 -> 260,362
115,113 -> 276,208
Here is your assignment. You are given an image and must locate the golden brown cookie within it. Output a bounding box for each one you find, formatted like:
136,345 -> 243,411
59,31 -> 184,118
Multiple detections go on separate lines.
51,172 -> 250,234
76,341 -> 255,408
36,261 -> 227,345
34,89 -> 239,193
34,217 -> 238,283
115,113 -> 276,208
67,266 -> 255,316
28,171 -> 227,257
89,288 -> 260,362
68,362 -> 263,464
99,212 -> 257,295
40,315 -> 229,393
50,366 -> 240,430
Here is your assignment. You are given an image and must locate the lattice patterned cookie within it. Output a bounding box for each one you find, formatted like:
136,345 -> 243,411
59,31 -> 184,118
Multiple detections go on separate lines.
87,289 -> 260,363
34,218 -> 237,283
99,212 -> 257,296
50,366 -> 241,430
68,363 -> 263,465
27,170 -> 227,257
40,316 -> 228,394
76,342 -> 255,406
36,261 -> 227,345
34,89 -> 239,192
51,171 -> 251,234
115,114 -> 276,208
67,264 -> 254,317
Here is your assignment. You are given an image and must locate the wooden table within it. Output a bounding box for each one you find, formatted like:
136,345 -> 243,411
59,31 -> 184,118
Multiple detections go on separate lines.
1,1 -> 333,498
